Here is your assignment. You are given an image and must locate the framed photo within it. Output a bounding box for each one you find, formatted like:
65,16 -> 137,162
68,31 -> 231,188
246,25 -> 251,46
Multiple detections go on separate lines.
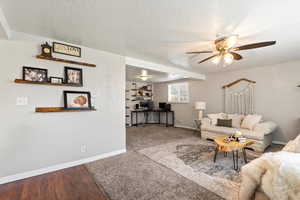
23,66 -> 48,82
63,91 -> 91,110
64,67 -> 83,85
53,42 -> 81,57
49,77 -> 63,84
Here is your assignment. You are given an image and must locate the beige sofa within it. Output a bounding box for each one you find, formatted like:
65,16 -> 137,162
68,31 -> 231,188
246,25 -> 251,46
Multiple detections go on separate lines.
239,134 -> 300,200
201,115 -> 277,152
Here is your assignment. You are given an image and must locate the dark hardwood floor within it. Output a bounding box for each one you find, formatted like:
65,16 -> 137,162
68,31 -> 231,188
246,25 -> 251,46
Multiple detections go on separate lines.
0,165 -> 110,200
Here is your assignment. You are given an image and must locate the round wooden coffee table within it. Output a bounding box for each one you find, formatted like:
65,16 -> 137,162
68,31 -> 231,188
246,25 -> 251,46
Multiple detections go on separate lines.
213,136 -> 254,170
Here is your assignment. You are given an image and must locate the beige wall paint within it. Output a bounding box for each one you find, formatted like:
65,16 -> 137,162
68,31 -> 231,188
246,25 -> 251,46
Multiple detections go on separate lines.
0,32 -> 126,179
154,61 -> 300,143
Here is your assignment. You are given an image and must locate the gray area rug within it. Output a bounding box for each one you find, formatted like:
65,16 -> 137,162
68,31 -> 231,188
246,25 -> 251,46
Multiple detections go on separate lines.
175,143 -> 256,183
86,151 -> 223,200
139,137 -> 260,200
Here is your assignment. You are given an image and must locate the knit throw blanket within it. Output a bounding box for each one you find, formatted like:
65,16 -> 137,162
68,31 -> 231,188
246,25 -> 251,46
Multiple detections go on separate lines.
239,151 -> 300,200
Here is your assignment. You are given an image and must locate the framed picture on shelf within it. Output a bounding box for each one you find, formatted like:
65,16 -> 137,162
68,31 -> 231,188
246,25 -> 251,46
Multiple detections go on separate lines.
63,91 -> 92,110
64,67 -> 83,85
49,77 -> 63,84
23,66 -> 48,82
53,42 -> 81,57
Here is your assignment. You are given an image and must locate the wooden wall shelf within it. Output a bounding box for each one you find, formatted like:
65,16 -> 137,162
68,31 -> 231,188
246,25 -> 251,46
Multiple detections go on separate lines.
35,107 -> 96,113
131,88 -> 152,92
15,79 -> 82,87
36,55 -> 96,67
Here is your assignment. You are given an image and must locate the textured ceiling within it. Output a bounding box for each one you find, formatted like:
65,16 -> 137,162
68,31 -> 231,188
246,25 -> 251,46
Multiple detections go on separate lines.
1,0 -> 300,73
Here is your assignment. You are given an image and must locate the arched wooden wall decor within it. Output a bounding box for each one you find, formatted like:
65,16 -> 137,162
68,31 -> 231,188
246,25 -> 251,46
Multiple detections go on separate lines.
222,78 -> 256,114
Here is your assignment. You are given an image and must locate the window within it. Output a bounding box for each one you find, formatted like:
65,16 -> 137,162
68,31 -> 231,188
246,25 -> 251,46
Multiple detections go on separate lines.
168,82 -> 189,103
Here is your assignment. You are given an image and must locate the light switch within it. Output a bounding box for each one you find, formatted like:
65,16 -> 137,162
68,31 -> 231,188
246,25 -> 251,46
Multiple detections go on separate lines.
16,97 -> 22,105
23,97 -> 28,105
16,97 -> 28,106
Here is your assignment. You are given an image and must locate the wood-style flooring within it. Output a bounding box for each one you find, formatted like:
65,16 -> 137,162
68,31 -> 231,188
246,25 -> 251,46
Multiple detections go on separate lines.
0,165 -> 109,200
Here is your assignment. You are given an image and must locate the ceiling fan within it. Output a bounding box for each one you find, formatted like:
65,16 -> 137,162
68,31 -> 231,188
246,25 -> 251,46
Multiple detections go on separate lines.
186,35 -> 276,66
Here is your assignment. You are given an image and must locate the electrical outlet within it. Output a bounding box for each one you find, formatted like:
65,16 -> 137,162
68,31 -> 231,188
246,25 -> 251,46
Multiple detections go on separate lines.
80,145 -> 87,153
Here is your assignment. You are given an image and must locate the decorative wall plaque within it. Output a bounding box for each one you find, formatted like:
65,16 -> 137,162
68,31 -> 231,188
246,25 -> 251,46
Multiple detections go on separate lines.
53,42 -> 81,57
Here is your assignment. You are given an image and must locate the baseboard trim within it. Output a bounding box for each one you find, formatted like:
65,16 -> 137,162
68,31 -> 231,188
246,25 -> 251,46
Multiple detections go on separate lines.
0,149 -> 126,185
272,141 -> 287,145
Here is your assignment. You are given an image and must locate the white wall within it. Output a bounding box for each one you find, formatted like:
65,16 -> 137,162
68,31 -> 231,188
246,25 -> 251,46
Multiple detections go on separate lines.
0,32 -> 126,180
0,7 -> 11,39
154,61 -> 300,143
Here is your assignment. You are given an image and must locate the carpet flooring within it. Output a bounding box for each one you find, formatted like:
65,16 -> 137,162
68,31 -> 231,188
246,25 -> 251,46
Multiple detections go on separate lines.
87,125 -> 223,200
126,125 -> 196,151
86,125 -> 283,200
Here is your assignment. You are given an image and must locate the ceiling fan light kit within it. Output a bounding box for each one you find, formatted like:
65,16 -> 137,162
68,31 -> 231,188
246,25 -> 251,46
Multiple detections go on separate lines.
224,53 -> 234,65
212,56 -> 221,64
187,34 -> 276,67
136,70 -> 152,81
215,34 -> 238,51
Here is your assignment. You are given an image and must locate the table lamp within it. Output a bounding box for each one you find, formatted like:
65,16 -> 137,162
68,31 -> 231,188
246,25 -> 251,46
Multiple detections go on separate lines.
195,101 -> 206,120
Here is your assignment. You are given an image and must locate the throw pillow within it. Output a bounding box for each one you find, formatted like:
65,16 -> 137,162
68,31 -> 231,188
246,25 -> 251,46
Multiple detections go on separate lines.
227,114 -> 244,128
283,134 -> 300,153
216,119 -> 232,128
208,113 -> 227,125
241,114 -> 262,130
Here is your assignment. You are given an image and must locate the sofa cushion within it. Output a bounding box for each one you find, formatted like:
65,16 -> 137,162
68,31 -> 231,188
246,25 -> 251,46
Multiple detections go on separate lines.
202,125 -> 265,140
241,114 -> 262,130
207,113 -> 227,125
227,114 -> 244,128
238,128 -> 265,140
202,125 -> 237,136
253,121 -> 277,135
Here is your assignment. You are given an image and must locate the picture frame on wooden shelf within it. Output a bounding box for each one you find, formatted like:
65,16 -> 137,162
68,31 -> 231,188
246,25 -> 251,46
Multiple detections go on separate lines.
23,66 -> 48,82
64,67 -> 83,85
49,77 -> 63,84
63,91 -> 92,110
53,42 -> 81,57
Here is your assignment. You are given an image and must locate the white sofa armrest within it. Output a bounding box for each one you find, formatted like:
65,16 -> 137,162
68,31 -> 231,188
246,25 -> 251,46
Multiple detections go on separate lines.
201,117 -> 211,127
253,121 -> 277,135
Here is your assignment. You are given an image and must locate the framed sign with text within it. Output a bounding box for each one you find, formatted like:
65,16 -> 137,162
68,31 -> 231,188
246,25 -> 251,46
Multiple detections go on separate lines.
53,42 -> 81,57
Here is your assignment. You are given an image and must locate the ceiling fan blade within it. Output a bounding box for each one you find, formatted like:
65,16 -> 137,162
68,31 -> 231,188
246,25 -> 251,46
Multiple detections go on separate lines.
198,54 -> 219,64
186,51 -> 213,54
233,41 -> 276,51
230,52 -> 243,60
